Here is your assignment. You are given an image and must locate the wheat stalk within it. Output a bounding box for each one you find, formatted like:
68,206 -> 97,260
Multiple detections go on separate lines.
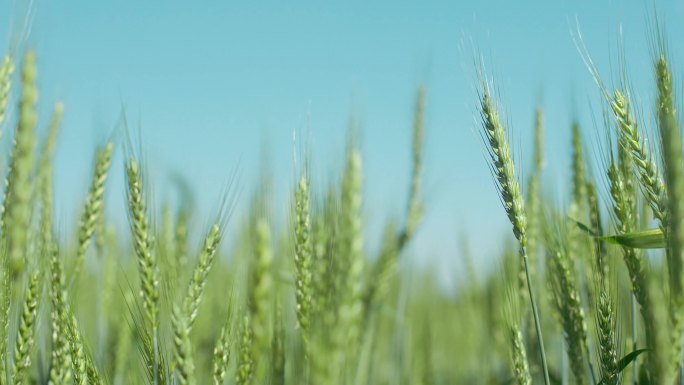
479,83 -> 550,385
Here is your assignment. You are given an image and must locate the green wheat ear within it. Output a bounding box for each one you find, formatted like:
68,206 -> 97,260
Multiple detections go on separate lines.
479,82 -> 550,385
235,314 -> 254,385
12,270 -> 40,385
182,223 -> 221,327
611,90 -> 667,229
595,285 -> 620,385
3,50 -> 39,279
546,231 -> 589,385
68,314 -> 87,385
0,54 -> 13,129
73,142 -> 114,281
49,244 -> 72,385
172,304 -> 195,385
125,158 -> 161,384
248,218 -> 273,380
212,310 -> 232,385
509,324 -> 531,385
655,52 -> 684,382
293,174 -> 313,350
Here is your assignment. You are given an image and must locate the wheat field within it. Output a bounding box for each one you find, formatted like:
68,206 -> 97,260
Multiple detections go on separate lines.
2,5 -> 684,385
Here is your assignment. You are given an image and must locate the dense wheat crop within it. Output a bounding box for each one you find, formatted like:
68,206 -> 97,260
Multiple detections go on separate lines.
2,7 -> 684,385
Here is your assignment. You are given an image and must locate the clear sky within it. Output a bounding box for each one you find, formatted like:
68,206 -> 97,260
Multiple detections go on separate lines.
0,0 -> 682,287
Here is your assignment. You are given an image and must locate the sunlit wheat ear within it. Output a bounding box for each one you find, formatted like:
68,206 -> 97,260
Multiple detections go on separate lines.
12,270 -> 40,385
655,52 -> 684,379
480,91 -> 526,246
68,315 -> 87,385
126,158 -> 159,325
73,142 -> 114,281
478,82 -> 550,385
2,50 -> 38,279
182,223 -> 221,328
510,325 -> 531,385
607,155 -> 664,381
590,209 -> 620,385
125,158 -> 161,383
172,305 -> 195,385
595,285 -> 620,385
248,218 -> 273,380
338,146 -> 364,313
85,355 -> 103,385
547,241 -> 589,385
235,315 -> 254,385
64,313 -> 102,385
293,174 -> 313,350
49,245 -> 72,385
0,54 -> 13,129
212,311 -> 232,385
611,90 -> 667,228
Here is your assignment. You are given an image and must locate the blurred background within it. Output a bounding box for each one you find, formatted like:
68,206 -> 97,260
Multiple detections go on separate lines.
0,0 -> 681,290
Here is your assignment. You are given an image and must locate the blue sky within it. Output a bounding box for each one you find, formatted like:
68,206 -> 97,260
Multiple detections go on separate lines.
0,0 -> 682,287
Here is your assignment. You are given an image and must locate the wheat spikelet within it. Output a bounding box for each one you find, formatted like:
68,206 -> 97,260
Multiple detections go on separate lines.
172,305 -> 195,385
12,271 -> 40,385
125,158 -> 161,383
0,54 -> 13,130
68,315 -> 87,385
212,312 -> 232,385
48,245 -> 72,385
182,223 -> 221,327
235,315 -> 254,385
3,51 -> 39,278
294,174 -> 313,348
73,142 -> 114,280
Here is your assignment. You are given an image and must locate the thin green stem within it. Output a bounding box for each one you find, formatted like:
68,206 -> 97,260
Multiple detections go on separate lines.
523,249 -> 550,385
